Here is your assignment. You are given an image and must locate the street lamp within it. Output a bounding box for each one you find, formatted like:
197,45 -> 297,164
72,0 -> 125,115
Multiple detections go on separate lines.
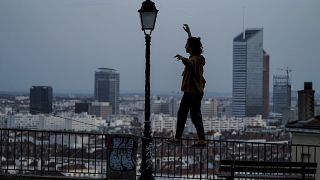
138,0 -> 158,179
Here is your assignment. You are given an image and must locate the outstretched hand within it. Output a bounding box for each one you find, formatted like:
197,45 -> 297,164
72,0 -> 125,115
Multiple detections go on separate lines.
174,54 -> 186,61
183,24 -> 192,38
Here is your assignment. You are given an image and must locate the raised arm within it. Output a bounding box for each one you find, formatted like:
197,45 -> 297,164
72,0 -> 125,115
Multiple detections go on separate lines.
183,24 -> 192,38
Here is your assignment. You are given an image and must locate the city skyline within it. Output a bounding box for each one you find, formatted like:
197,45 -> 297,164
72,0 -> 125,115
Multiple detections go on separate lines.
0,0 -> 319,94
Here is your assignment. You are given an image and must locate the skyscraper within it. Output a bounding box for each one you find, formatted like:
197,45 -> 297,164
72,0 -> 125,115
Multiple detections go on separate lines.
232,29 -> 264,117
94,68 -> 120,114
273,74 -> 291,124
30,86 -> 53,114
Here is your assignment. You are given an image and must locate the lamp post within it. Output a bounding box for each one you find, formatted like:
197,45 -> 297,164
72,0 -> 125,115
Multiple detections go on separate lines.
138,0 -> 158,179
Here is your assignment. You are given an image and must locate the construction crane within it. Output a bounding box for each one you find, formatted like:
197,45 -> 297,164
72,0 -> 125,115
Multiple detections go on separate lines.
279,67 -> 292,77
276,67 -> 292,85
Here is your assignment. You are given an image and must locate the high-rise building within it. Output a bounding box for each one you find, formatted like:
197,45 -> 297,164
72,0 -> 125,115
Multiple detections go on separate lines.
262,51 -> 270,119
232,29 -> 264,117
30,86 -> 53,114
94,68 -> 120,114
298,82 -> 315,121
273,74 -> 291,124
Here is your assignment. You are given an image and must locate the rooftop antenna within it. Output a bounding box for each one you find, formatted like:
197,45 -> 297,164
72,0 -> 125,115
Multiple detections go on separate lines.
242,6 -> 246,39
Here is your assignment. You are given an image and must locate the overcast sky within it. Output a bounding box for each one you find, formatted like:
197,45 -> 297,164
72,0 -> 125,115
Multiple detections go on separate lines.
0,0 -> 319,94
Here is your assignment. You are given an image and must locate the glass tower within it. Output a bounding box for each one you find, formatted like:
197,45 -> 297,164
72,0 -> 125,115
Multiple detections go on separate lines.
30,86 -> 53,114
273,74 -> 291,123
232,29 -> 264,117
94,68 -> 120,114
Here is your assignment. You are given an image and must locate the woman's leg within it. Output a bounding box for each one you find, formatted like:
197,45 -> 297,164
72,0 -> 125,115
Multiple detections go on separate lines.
190,93 -> 205,141
175,93 -> 190,139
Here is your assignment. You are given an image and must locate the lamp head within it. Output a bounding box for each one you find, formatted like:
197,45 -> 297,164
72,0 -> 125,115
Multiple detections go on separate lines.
138,0 -> 158,35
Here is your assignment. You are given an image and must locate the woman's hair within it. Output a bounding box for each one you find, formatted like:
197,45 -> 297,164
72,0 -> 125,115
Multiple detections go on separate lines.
187,37 -> 203,54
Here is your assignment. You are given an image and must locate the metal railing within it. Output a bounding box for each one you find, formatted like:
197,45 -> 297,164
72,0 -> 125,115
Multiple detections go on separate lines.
0,128 -> 319,179
152,137 -> 320,179
0,129 -> 108,179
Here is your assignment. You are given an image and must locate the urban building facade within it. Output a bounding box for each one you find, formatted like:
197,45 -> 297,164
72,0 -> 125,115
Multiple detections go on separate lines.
262,51 -> 270,119
7,113 -> 103,132
30,86 -> 53,114
89,102 -> 112,119
75,102 -> 90,114
232,29 -> 264,117
94,68 -> 119,114
298,82 -> 315,121
0,113 -> 8,128
151,99 -> 169,114
316,105 -> 320,117
273,74 -> 291,124
8,114 -> 45,130
168,97 -> 179,117
151,97 -> 179,117
151,114 -> 177,133
151,97 -> 218,118
201,98 -> 218,118
151,114 -> 266,133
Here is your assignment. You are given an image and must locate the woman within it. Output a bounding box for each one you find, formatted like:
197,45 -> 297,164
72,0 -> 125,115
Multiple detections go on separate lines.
169,24 -> 206,147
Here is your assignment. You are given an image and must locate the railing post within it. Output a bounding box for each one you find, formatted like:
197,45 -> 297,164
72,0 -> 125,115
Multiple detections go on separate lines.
0,130 -> 2,167
41,131 -> 43,176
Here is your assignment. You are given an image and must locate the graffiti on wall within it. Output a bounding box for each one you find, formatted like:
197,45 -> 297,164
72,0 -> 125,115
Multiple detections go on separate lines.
108,136 -> 136,172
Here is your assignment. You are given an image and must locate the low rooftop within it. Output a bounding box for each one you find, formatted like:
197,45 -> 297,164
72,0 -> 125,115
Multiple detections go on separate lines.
287,115 -> 320,133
